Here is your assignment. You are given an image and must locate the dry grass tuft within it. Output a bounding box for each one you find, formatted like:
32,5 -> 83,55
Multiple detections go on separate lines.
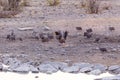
0,11 -> 20,18
47,0 -> 60,6
0,0 -> 28,11
0,0 -> 9,11
0,0 -> 27,18
20,0 -> 29,6
81,0 -> 101,14
7,0 -> 22,11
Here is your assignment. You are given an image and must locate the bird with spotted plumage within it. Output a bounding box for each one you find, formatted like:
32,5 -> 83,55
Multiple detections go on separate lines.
6,30 -> 16,41
55,30 -> 68,43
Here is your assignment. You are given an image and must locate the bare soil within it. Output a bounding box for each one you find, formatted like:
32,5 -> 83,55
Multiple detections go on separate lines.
0,0 -> 120,66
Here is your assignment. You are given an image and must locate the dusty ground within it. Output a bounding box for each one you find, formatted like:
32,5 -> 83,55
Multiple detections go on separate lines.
0,0 -> 120,66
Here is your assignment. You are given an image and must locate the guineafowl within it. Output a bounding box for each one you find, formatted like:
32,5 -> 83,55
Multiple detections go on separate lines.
86,28 -> 93,33
109,27 -> 115,31
76,27 -> 82,31
6,30 -> 16,41
64,31 -> 68,40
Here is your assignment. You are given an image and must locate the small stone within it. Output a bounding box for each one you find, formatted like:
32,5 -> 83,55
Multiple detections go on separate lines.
2,67 -> 8,72
38,63 -> 58,74
42,26 -> 50,31
73,62 -> 93,69
99,48 -> 107,52
2,58 -> 11,65
93,64 -> 107,73
47,32 -> 54,39
95,75 -> 120,80
12,63 -> 30,73
89,69 -> 102,75
8,61 -> 21,71
80,67 -> 92,73
61,66 -> 80,73
111,48 -> 117,52
94,38 -> 100,43
43,62 -> 68,70
35,76 -> 39,78
30,65 -> 39,73
108,65 -> 120,71
112,68 -> 120,74
0,64 -> 3,71
18,27 -> 34,31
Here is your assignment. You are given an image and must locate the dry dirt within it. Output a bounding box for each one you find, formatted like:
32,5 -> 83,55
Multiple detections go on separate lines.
0,0 -> 120,66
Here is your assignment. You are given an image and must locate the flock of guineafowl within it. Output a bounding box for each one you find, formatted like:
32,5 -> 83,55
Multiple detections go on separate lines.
6,29 -> 69,43
6,26 -> 115,52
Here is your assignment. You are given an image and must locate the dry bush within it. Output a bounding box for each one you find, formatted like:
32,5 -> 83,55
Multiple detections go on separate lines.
7,0 -> 22,11
81,0 -> 87,8
47,0 -> 60,6
0,11 -> 20,18
81,0 -> 101,14
20,0 -> 29,6
0,0 -> 28,11
0,0 -> 9,10
0,0 -> 27,18
100,1 -> 111,10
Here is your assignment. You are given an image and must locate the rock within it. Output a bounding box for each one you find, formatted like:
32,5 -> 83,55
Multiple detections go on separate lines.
29,65 -> 39,73
0,64 -> 3,71
108,65 -> 120,71
111,48 -> 117,52
8,61 -> 21,71
38,63 -> 58,74
1,64 -> 9,72
93,64 -> 107,73
80,67 -> 92,73
2,57 -> 13,65
35,76 -> 39,78
95,75 -> 120,80
17,54 -> 28,58
29,61 -> 40,67
2,57 -> 21,66
89,69 -> 102,75
2,67 -> 8,72
12,63 -> 30,73
18,27 -> 34,31
54,62 -> 68,70
2,57 -> 22,72
43,62 -> 68,70
61,65 -> 80,73
111,68 -> 120,74
47,32 -> 54,39
42,26 -> 50,31
73,62 -> 93,69
99,48 -> 107,52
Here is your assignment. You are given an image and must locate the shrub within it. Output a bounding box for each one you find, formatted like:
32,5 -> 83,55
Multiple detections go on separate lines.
20,0 -> 29,6
82,0 -> 101,14
0,0 -> 9,10
0,0 -> 28,11
0,11 -> 20,18
7,0 -> 22,11
47,0 -> 60,6
0,0 -> 27,18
